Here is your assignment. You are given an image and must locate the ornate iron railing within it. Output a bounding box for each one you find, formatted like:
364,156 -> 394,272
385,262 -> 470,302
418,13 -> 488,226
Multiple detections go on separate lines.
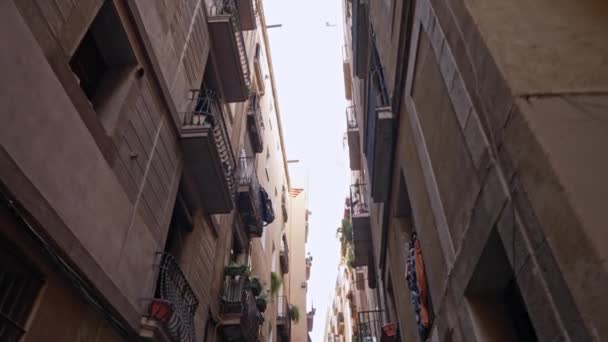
349,183 -> 369,216
184,89 -> 237,202
277,296 -> 290,322
154,253 -> 199,342
248,92 -> 264,129
237,156 -> 265,227
358,310 -> 384,342
210,0 -> 252,93
221,275 -> 247,314
346,106 -> 357,129
220,276 -> 262,342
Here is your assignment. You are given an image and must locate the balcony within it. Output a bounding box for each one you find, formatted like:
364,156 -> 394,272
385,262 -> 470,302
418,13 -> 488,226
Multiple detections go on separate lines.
247,93 -> 264,153
236,0 -> 256,30
307,308 -> 316,333
181,89 -> 236,214
279,234 -> 289,274
219,276 -> 262,342
364,62 -> 395,202
358,310 -> 397,342
349,184 -> 371,267
237,156 -> 273,237
352,0 -> 370,78
305,256 -> 312,281
253,44 -> 265,95
346,106 -> 361,170
141,253 -> 199,342
338,312 -> 345,335
281,187 -> 288,222
208,0 -> 252,102
343,46 -> 353,100
276,296 -> 291,342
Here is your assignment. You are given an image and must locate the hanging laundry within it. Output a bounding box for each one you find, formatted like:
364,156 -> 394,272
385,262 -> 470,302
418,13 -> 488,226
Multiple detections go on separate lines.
405,232 -> 431,339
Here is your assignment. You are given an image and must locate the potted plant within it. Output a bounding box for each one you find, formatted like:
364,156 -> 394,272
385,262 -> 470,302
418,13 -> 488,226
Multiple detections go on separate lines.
247,276 -> 262,296
224,262 -> 248,277
256,292 -> 268,313
270,271 -> 282,296
289,304 -> 300,323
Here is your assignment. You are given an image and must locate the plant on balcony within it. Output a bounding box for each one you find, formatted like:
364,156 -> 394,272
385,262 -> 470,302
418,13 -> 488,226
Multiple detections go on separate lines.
337,219 -> 354,261
256,292 -> 268,313
224,262 -> 249,277
247,276 -> 262,296
347,247 -> 355,269
289,304 -> 300,323
270,271 -> 282,296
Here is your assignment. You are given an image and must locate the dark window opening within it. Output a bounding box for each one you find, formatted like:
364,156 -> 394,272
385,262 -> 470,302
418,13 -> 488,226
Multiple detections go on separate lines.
466,230 -> 538,342
394,171 -> 411,220
70,0 -> 137,129
0,236 -> 44,342
163,191 -> 194,258
71,32 -> 108,99
505,280 -> 538,341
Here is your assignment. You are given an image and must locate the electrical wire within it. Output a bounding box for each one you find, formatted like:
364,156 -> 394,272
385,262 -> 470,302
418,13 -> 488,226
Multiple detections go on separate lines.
0,189 -> 138,340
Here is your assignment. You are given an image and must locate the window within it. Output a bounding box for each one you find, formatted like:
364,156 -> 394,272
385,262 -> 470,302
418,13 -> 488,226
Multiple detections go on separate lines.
265,168 -> 270,182
0,238 -> 44,341
466,230 -> 538,342
70,1 -> 138,132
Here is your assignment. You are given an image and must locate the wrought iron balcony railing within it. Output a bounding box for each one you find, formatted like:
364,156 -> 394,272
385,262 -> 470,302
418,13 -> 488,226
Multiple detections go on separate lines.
147,253 -> 199,342
183,89 -> 237,204
349,183 -> 369,216
358,310 -> 384,342
247,93 -> 264,153
237,156 -> 270,237
220,276 -> 262,342
210,0 -> 252,94
279,234 -> 289,274
277,296 -> 290,323
346,106 -> 358,129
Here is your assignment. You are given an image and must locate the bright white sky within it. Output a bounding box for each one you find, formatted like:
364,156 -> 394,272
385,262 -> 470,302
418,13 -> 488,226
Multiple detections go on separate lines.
264,0 -> 348,340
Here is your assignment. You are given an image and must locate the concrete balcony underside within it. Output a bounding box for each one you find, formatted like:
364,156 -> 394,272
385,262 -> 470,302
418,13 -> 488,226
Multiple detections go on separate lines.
208,15 -> 249,102
181,125 -> 234,214
367,106 -> 395,202
343,60 -> 353,100
348,127 -> 361,170
352,0 -> 370,78
352,214 -> 372,267
236,0 -> 256,30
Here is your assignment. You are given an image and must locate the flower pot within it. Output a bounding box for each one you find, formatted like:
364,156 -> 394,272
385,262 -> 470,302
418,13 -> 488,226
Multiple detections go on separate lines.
248,278 -> 262,296
256,298 -> 268,312
149,299 -> 173,323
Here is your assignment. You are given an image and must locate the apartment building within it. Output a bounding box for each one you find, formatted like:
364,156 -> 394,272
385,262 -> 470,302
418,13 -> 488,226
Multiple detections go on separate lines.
282,185 -> 315,342
0,0 -> 305,341
342,0 -> 608,341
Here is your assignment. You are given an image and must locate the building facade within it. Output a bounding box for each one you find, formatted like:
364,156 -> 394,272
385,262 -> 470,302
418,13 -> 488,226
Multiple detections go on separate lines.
341,0 -> 608,341
0,0 -> 306,341
284,186 -> 314,342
